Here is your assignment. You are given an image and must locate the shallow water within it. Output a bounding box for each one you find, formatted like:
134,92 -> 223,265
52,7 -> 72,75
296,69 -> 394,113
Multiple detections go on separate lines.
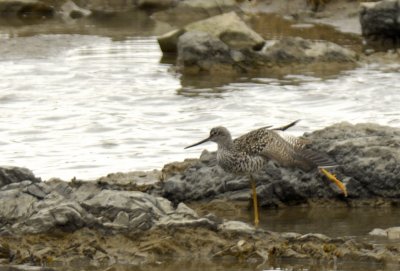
0,14 -> 399,183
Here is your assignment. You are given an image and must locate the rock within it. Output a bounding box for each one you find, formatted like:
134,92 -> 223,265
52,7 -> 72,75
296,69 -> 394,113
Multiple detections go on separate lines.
113,211 -> 130,227
13,201 -> 93,234
23,182 -> 51,199
59,0 -> 91,20
156,216 -> 217,230
0,166 -> 40,188
261,37 -> 357,63
157,29 -> 185,53
81,190 -> 174,231
137,0 -> 177,10
387,227 -> 400,239
0,0 -> 54,19
185,12 -> 265,50
175,202 -> 199,218
0,188 -> 38,222
158,12 -> 264,54
95,170 -> 160,191
369,228 -> 387,237
156,123 -> 400,206
297,233 -> 331,242
172,18 -> 356,74
218,220 -> 255,235
369,226 -> 400,239
177,31 -> 239,74
360,0 -> 400,48
152,0 -> 239,26
308,122 -> 400,199
161,159 -> 198,181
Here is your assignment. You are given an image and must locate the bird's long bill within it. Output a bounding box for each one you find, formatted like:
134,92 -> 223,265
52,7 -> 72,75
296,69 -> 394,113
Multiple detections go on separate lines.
184,137 -> 211,149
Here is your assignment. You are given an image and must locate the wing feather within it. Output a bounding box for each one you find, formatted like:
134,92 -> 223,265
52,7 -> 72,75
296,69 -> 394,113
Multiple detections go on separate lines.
234,127 -> 336,171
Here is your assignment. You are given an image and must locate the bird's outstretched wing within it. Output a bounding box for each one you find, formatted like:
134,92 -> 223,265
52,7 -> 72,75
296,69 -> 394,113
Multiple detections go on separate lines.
234,124 -> 336,171
265,130 -> 337,171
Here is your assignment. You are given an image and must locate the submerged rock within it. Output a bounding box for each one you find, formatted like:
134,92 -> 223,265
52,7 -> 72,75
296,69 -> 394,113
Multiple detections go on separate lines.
360,0 -> 400,49
157,123 -> 400,206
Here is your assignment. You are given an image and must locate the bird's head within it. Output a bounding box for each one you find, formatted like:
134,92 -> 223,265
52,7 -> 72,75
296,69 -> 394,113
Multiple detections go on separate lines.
185,126 -> 232,149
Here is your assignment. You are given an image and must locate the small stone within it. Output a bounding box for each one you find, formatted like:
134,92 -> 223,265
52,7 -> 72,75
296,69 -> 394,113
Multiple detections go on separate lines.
387,227 -> 400,239
114,211 -> 129,227
218,220 -> 255,234
175,203 -> 198,218
368,228 -> 387,237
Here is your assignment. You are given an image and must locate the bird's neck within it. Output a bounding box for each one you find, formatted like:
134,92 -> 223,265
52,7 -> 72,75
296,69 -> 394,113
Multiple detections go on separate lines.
217,138 -> 234,151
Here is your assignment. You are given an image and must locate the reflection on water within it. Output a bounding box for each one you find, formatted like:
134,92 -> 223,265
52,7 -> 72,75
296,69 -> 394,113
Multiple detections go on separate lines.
0,9 -> 173,38
261,207 -> 400,240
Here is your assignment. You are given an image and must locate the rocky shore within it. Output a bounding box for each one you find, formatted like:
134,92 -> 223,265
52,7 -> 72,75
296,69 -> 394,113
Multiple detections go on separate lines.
1,123 -> 400,270
1,1 -> 400,270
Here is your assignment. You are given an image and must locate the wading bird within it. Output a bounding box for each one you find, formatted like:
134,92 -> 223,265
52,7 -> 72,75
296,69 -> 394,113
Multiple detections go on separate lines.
185,120 -> 347,226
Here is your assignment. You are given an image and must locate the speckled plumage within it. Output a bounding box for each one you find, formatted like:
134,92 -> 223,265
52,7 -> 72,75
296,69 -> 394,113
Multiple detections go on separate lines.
186,120 -> 337,175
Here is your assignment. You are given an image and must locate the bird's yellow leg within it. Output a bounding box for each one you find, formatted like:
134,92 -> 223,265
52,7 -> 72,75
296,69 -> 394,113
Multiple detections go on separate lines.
319,168 -> 348,197
250,175 -> 260,227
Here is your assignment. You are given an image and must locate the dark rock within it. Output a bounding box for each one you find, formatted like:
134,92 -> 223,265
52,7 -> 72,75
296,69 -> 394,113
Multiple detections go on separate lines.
0,0 -> 54,19
360,0 -> 400,49
0,166 -> 40,188
157,29 -> 185,53
307,122 -> 400,199
137,0 -> 177,10
177,31 -> 239,74
156,123 -> 400,206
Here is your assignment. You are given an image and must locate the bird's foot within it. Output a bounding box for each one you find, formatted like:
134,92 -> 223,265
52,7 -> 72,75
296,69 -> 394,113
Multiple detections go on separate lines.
320,168 -> 348,197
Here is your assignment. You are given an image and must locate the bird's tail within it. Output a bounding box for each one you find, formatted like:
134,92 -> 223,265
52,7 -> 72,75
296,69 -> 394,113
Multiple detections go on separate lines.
300,148 -> 339,169
273,119 -> 301,131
